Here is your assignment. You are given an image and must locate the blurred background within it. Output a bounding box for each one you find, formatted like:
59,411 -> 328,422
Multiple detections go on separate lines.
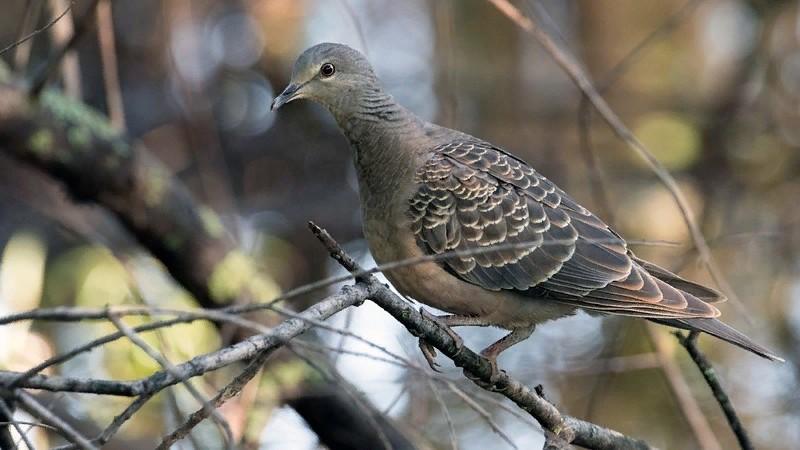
1,0 -> 799,449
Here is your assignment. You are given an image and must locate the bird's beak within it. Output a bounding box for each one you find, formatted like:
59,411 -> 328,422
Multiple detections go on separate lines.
271,83 -> 302,111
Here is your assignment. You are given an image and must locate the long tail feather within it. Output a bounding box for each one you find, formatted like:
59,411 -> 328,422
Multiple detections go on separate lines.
652,317 -> 784,362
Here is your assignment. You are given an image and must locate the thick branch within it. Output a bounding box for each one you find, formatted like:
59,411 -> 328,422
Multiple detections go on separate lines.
0,82 -> 241,309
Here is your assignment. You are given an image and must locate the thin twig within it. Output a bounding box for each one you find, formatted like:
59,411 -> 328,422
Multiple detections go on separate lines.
51,392 -> 156,450
0,0 -> 74,56
0,398 -> 35,450
14,391 -> 96,450
11,0 -> 45,70
677,331 -> 754,450
29,0 -> 101,97
444,381 -> 518,449
108,311 -> 243,450
0,287 -> 369,396
289,348 -> 395,450
427,378 -> 458,450
332,307 -> 355,366
156,350 -> 271,449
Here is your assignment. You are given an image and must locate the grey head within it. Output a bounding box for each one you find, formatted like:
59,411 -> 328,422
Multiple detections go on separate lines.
271,43 -> 380,114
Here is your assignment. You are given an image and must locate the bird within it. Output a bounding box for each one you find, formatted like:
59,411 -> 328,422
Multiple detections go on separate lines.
271,42 -> 783,377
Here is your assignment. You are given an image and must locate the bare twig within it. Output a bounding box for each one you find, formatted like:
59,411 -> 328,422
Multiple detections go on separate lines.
29,0 -> 101,97
0,0 -> 74,57
11,0 -> 45,70
332,307 -> 355,366
14,391 -> 96,450
156,350 -> 272,449
444,381 -> 518,450
49,392 -> 156,450
677,331 -> 754,450
427,378 -> 458,450
0,398 -> 35,450
106,312 -> 235,450
293,348 -> 399,450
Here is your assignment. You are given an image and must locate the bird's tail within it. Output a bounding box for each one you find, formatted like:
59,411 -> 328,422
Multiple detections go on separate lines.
653,317 -> 784,362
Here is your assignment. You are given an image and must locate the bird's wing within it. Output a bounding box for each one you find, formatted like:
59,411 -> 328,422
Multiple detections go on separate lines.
409,140 -> 720,319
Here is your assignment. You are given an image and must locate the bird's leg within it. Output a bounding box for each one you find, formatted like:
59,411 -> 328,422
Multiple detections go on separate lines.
471,325 -> 536,386
417,309 -> 492,371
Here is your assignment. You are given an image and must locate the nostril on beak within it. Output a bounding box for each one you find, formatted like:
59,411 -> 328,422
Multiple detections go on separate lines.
271,83 -> 301,111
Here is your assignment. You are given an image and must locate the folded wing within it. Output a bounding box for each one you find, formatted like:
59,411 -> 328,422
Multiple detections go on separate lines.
409,140 -> 722,320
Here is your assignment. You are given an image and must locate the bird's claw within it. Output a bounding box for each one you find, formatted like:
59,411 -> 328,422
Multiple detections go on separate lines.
416,308 -> 467,371
418,338 -> 441,372
465,355 -> 506,391
418,307 -> 465,357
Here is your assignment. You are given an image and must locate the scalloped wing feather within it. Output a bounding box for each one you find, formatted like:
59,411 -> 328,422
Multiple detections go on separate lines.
409,140 -> 722,320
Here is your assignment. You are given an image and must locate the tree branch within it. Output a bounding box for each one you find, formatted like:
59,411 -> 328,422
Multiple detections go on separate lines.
309,222 -> 653,450
0,286 -> 370,397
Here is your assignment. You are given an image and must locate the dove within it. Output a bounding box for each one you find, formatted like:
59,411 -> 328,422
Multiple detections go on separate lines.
272,43 -> 782,376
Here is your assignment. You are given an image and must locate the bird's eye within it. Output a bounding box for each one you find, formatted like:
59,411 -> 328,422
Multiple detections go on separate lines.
320,63 -> 335,78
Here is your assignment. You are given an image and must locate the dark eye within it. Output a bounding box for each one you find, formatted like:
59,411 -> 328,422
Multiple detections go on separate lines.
320,63 -> 335,78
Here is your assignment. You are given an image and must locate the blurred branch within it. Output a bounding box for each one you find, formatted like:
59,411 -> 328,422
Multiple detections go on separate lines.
677,331 -> 754,450
309,222 -> 653,450
577,0 -> 706,222
96,0 -> 125,130
444,381 -> 518,449
46,0 -> 81,98
0,81 -> 240,310
287,384 -> 419,450
486,0 -> 742,313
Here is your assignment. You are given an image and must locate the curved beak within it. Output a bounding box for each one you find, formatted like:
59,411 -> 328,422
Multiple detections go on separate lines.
271,83 -> 302,111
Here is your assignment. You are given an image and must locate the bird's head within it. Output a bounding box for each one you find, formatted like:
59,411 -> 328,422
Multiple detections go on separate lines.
271,43 -> 378,112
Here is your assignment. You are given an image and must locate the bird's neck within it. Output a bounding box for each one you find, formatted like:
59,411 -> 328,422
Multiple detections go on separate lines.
332,89 -> 429,214
333,88 -> 423,146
